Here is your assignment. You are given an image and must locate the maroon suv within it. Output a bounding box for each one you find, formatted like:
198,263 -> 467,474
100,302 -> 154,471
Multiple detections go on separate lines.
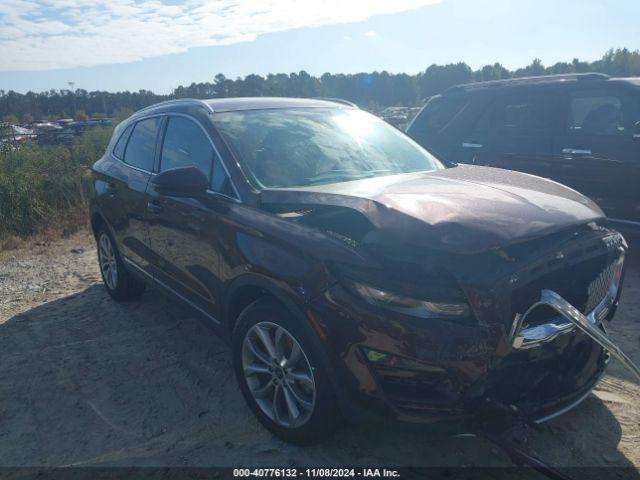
90,97 -> 630,444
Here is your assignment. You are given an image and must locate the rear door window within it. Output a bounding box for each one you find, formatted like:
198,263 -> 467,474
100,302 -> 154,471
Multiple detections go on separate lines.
468,90 -> 558,154
123,117 -> 161,171
474,92 -> 557,135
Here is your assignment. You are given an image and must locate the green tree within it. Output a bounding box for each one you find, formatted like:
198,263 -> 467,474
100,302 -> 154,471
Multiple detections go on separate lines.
418,62 -> 473,99
1,48 -> 639,119
515,58 -> 545,77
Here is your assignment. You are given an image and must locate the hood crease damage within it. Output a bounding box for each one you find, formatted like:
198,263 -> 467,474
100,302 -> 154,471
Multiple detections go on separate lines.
260,166 -> 604,254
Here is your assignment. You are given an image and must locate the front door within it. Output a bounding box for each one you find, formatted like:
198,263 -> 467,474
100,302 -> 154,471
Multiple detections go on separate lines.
552,85 -> 640,224
146,115 -> 239,322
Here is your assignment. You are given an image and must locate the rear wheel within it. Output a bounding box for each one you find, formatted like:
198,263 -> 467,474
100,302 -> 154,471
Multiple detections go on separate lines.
96,226 -> 146,301
232,298 -> 341,444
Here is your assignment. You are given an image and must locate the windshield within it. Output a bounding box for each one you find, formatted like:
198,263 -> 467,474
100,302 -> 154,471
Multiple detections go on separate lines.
213,108 -> 443,188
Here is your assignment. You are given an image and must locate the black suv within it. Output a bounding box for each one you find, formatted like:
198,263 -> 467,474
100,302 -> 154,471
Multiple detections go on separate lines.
407,73 -> 640,226
91,97 -> 633,444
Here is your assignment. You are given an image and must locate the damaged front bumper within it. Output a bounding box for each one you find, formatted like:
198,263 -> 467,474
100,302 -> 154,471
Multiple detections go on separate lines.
475,288 -> 639,480
511,252 -> 625,350
525,289 -> 640,382
508,245 -> 639,383
315,226 -> 637,428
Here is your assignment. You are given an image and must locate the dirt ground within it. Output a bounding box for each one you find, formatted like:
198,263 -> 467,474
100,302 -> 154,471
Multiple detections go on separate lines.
0,229 -> 639,475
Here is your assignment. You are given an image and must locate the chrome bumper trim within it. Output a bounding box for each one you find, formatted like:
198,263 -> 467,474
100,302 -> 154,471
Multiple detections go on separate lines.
533,355 -> 609,424
534,290 -> 640,381
512,252 -> 624,350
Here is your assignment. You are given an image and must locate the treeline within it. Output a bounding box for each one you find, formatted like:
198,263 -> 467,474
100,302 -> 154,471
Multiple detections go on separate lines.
2,48 -> 639,123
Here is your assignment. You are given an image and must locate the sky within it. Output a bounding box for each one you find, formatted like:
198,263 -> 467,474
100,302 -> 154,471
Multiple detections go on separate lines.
0,0 -> 639,94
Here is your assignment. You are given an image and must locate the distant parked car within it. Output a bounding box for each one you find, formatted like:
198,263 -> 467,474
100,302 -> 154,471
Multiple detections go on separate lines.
378,106 -> 422,130
90,97 -> 635,444
407,73 -> 640,226
32,121 -> 62,131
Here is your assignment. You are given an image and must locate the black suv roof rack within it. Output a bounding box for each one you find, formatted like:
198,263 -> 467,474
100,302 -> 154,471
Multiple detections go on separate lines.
444,72 -> 610,94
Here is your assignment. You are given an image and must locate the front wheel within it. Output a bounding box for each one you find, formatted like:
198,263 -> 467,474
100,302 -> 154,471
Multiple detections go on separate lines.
96,226 -> 146,301
232,298 -> 341,444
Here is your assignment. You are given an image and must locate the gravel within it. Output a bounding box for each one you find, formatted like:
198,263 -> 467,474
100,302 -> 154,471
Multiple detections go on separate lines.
0,229 -> 638,470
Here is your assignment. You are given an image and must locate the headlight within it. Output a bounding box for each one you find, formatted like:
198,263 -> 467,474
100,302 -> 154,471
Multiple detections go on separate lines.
346,279 -> 471,319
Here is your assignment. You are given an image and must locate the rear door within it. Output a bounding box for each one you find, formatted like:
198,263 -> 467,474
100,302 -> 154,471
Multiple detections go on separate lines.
146,114 -> 239,322
460,89 -> 561,178
105,116 -> 161,270
552,84 -> 640,223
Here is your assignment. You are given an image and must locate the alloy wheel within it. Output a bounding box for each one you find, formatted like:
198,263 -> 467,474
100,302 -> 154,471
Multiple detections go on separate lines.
242,321 -> 316,428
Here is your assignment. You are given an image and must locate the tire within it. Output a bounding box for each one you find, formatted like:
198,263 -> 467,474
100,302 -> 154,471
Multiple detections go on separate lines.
232,298 -> 341,444
96,225 -> 146,301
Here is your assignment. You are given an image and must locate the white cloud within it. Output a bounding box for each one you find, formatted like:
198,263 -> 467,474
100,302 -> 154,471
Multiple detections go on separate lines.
0,0 -> 439,71
364,30 -> 378,37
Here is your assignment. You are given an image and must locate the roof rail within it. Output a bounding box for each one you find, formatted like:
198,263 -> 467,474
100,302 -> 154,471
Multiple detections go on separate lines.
444,72 -> 610,94
134,98 -> 214,116
312,97 -> 358,108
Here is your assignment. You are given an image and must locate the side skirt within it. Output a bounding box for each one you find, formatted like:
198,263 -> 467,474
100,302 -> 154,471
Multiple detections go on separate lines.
122,256 -> 221,325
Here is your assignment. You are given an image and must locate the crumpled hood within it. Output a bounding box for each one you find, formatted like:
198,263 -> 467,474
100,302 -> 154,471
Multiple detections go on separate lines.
260,165 -> 604,254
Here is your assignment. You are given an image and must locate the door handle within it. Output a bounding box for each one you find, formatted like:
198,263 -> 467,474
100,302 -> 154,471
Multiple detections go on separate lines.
147,200 -> 163,214
462,142 -> 483,149
562,148 -> 591,155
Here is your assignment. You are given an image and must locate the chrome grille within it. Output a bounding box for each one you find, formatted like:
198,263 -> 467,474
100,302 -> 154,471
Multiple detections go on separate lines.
511,255 -> 607,326
585,259 -> 621,314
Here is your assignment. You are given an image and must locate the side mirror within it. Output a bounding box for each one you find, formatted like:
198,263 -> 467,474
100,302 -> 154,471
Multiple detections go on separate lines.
634,121 -> 640,139
151,166 -> 208,197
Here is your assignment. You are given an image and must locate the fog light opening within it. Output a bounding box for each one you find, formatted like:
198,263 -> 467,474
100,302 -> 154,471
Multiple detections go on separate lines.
362,347 -> 445,373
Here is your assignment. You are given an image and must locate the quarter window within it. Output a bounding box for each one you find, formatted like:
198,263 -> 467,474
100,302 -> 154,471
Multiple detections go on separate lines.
113,124 -> 133,159
123,117 -> 161,171
211,156 -> 236,197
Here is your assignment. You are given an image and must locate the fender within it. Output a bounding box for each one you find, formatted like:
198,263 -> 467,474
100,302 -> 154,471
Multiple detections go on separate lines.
223,272 -> 311,337
222,272 -> 346,400
89,206 -> 116,241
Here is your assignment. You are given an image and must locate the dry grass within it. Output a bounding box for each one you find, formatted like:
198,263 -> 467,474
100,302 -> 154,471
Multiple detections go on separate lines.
0,204 -> 90,252
0,126 -> 111,249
